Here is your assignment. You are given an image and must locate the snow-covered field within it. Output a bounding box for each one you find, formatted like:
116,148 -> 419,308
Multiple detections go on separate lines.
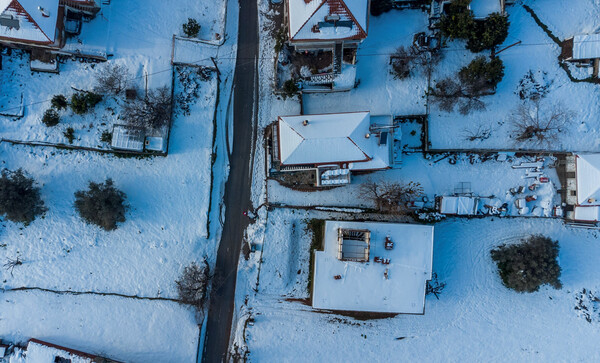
0,0 -> 234,360
239,208 -> 600,362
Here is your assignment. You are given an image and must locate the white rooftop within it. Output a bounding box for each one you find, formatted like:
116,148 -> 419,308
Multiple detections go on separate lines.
25,340 -> 93,363
573,206 -> 600,222
0,0 -> 59,44
312,221 -> 434,314
111,125 -> 144,152
278,111 -> 391,170
572,34 -> 600,60
287,0 -> 368,42
576,154 -> 600,205
469,0 -> 502,19
439,196 -> 479,215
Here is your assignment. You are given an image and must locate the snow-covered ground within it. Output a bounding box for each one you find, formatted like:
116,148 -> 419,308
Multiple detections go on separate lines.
268,153 -> 560,217
0,0 -> 227,149
429,3 -> 600,151
0,0 -> 236,360
239,208 -> 600,362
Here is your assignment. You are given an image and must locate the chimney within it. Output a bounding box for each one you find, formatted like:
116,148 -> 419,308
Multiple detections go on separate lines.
302,120 -> 309,126
38,6 -> 50,17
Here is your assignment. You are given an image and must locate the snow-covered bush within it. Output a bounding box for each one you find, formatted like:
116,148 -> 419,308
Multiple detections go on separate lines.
51,94 -> 68,110
41,108 -> 60,127
282,79 -> 299,99
182,18 -> 201,38
458,56 -> 504,94
63,127 -> 75,144
70,91 -> 103,115
176,260 -> 210,308
491,235 -> 562,293
439,1 -> 509,53
74,178 -> 127,231
94,63 -> 130,95
0,169 -> 46,225
516,70 -> 553,101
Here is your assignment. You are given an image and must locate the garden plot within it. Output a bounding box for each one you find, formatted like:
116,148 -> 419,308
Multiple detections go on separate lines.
240,211 -> 600,362
268,153 -> 560,218
525,0 -> 600,40
428,4 -> 600,151
301,9 -> 429,116
0,0 -> 227,150
0,65 -> 217,361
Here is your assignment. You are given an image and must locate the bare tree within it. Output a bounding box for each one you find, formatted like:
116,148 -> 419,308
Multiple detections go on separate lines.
4,256 -> 22,277
94,63 -> 130,95
510,99 -> 575,146
122,87 -> 172,131
390,46 -> 441,79
463,125 -> 492,141
429,77 -> 486,114
359,179 -> 424,214
176,260 -> 210,309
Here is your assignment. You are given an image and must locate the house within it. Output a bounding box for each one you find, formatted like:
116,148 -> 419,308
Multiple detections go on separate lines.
562,34 -> 600,77
312,221 -> 434,314
564,154 -> 600,223
285,0 -> 369,51
270,111 -> 398,186
283,0 -> 369,90
0,0 -> 101,68
21,338 -> 121,363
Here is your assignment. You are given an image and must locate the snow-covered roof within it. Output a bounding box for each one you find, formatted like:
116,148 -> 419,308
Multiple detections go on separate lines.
111,125 -> 144,152
576,154 -> 600,205
469,0 -> 503,19
25,340 -> 94,363
312,221 -> 434,314
287,0 -> 368,42
0,0 -> 60,44
278,111 -> 391,170
439,196 -> 479,215
571,34 -> 600,60
573,206 -> 600,222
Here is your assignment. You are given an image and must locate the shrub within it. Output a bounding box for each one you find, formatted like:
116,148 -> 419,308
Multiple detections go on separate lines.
0,169 -> 46,225
176,260 -> 210,308
274,28 -> 287,53
458,56 -> 504,94
491,235 -> 562,293
466,13 -> 510,53
183,18 -> 201,38
63,127 -> 75,144
51,94 -> 68,110
282,79 -> 299,98
100,130 -> 112,144
439,4 -> 509,53
70,92 -> 103,115
74,178 -> 127,231
41,108 -> 60,127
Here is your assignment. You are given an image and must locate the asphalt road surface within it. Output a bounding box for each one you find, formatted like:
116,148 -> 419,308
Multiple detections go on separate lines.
201,0 -> 258,361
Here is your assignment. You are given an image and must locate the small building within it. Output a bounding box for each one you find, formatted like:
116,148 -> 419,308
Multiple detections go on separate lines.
566,154 -> 600,223
111,124 -> 144,152
562,34 -> 600,76
312,221 -> 434,314
22,338 -> 121,363
436,195 -> 479,216
271,111 -> 396,182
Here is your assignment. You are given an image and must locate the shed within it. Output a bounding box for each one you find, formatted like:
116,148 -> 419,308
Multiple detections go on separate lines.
438,196 -> 479,215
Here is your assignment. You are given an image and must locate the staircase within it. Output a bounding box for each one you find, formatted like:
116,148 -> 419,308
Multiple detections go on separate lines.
333,42 -> 342,74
